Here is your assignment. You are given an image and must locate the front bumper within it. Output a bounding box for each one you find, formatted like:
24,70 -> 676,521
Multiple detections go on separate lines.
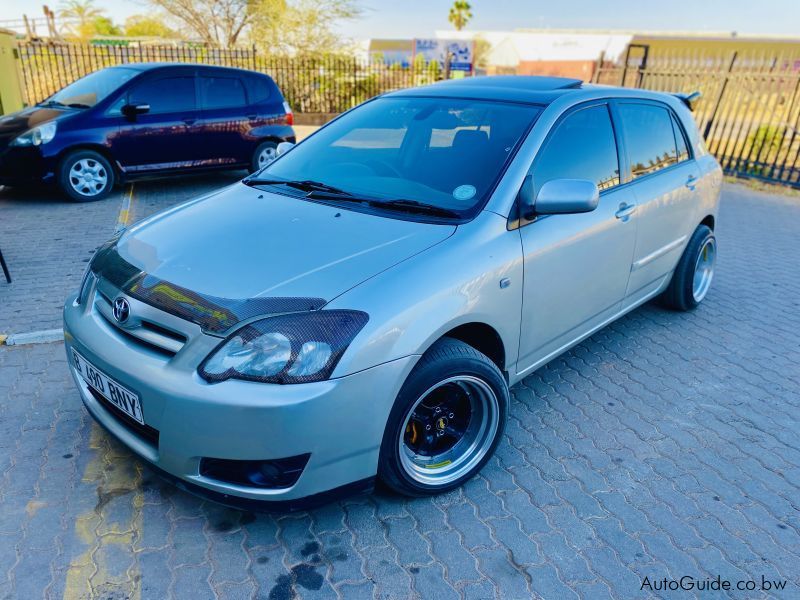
0,145 -> 56,185
63,292 -> 417,505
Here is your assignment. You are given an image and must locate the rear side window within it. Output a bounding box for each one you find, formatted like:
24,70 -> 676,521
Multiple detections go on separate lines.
129,76 -> 195,114
246,75 -> 273,103
533,104 -> 620,194
200,76 -> 247,109
618,104 -> 679,179
671,113 -> 690,162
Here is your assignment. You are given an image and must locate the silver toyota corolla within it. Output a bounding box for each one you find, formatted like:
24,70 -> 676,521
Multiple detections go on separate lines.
64,76 -> 721,509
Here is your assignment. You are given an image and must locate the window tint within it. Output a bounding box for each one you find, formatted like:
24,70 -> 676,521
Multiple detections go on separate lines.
671,113 -> 690,162
533,104 -> 620,194
129,76 -> 196,113
200,76 -> 247,109
246,75 -> 272,103
618,104 -> 678,178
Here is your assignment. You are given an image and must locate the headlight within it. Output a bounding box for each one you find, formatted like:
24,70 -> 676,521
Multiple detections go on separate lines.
11,122 -> 57,147
199,310 -> 368,384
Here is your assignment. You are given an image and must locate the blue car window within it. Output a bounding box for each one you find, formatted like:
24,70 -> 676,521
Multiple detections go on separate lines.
129,76 -> 196,114
200,76 -> 247,109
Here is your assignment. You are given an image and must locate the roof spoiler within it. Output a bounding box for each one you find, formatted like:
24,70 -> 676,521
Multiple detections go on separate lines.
673,91 -> 701,112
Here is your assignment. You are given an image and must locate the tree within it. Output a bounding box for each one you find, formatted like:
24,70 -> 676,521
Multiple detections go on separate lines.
250,0 -> 361,56
58,0 -> 104,38
89,16 -> 121,36
448,0 -> 472,31
124,15 -> 179,38
145,0 -> 253,46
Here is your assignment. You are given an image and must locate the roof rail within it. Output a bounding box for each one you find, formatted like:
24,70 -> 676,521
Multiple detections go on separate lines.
673,91 -> 701,112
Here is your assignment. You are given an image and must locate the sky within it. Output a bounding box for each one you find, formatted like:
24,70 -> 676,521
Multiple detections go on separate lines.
6,0 -> 799,38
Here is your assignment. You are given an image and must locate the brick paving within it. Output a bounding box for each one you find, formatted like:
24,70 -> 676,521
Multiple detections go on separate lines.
0,180 -> 799,599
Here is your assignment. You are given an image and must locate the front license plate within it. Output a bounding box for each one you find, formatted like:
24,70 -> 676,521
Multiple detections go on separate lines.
72,349 -> 144,425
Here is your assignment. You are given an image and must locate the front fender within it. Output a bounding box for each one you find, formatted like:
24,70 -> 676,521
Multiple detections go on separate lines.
327,211 -> 523,379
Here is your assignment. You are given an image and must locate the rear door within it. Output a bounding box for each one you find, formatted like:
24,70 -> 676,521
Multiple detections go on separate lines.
197,71 -> 251,167
615,101 -> 701,302
517,102 -> 638,375
112,68 -> 203,172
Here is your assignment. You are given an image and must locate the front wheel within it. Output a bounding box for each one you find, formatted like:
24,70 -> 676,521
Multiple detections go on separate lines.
661,224 -> 716,310
379,338 -> 508,496
58,150 -> 115,202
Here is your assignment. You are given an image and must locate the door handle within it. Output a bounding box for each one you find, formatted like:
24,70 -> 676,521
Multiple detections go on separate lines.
685,175 -> 698,190
615,203 -> 636,221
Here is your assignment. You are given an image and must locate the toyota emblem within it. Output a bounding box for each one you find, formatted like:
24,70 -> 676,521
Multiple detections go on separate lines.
113,297 -> 131,323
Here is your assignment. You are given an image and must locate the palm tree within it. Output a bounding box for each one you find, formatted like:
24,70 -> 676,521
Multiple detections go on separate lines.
448,1 -> 472,31
58,0 -> 104,36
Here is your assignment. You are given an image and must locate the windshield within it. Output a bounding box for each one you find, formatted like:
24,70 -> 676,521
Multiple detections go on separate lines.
47,67 -> 139,108
260,96 -> 541,217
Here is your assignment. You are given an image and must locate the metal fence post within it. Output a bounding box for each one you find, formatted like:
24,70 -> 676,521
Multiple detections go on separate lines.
702,51 -> 738,140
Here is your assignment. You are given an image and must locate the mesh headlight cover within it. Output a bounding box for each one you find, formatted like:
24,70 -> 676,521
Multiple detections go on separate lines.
199,310 -> 369,384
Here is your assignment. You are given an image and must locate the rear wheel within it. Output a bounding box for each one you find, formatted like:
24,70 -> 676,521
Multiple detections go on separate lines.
250,141 -> 278,173
661,224 -> 716,310
58,150 -> 115,202
379,338 -> 508,496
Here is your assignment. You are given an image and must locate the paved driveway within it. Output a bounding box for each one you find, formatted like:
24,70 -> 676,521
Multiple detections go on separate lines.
0,181 -> 798,599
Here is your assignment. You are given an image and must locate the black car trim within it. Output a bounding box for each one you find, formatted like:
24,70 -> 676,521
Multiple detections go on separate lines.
90,243 -> 326,334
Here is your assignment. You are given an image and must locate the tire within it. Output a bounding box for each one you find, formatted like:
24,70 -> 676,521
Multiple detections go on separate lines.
250,141 -> 278,173
661,224 -> 716,311
58,150 -> 115,202
379,337 -> 509,497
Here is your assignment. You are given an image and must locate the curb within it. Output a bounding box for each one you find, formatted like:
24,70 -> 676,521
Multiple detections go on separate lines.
3,329 -> 64,346
115,184 -> 135,233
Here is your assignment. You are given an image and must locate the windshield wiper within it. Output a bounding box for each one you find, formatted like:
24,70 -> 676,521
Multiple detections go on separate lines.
244,178 -> 353,196
369,199 -> 461,219
37,100 -> 89,109
245,178 -> 459,219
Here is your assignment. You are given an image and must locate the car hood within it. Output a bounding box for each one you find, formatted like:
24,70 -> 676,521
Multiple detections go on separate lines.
116,182 -> 456,302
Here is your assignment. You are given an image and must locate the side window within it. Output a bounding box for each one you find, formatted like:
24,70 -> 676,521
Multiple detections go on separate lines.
671,113 -> 690,162
618,104 -> 678,178
200,76 -> 247,109
246,75 -> 272,104
128,76 -> 196,114
533,104 -> 620,195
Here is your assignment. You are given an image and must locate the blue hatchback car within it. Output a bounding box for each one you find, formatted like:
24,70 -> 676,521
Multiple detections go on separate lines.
0,63 -> 295,201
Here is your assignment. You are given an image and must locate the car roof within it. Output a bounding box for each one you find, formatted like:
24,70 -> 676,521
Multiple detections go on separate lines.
385,75 -> 678,108
111,62 -> 260,76
385,75 -> 585,105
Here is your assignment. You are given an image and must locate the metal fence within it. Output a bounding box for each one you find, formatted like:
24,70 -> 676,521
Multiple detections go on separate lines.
595,50 -> 800,188
16,42 -> 444,115
14,41 -> 800,188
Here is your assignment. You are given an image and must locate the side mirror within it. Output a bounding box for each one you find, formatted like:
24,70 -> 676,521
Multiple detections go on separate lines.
519,176 -> 599,218
276,141 -> 295,156
121,103 -> 150,118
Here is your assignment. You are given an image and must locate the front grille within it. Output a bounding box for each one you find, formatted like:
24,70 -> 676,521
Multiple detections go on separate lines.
88,387 -> 160,447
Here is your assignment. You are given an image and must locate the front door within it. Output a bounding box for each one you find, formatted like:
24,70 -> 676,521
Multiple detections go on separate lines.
517,103 -> 638,376
112,68 -> 202,173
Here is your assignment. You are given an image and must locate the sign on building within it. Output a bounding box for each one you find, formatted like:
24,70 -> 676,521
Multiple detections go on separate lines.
414,39 -> 474,72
